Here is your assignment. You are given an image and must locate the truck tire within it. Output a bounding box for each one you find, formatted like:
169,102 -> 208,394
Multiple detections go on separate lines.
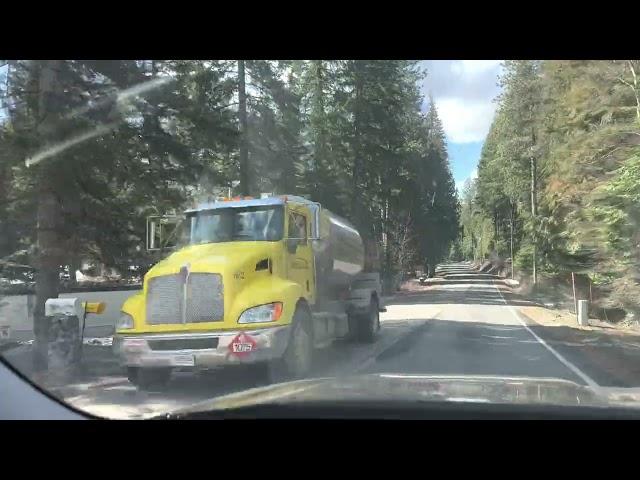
127,367 -> 172,390
354,297 -> 380,343
273,307 -> 313,381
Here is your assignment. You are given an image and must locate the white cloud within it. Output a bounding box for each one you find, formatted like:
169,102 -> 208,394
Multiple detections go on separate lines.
451,60 -> 502,76
436,98 -> 497,143
421,60 -> 503,144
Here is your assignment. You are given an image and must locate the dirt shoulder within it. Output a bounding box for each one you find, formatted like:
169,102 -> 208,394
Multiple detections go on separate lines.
517,305 -> 640,388
518,305 -> 640,338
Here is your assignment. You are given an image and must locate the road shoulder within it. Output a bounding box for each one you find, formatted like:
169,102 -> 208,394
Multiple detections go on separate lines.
516,306 -> 640,388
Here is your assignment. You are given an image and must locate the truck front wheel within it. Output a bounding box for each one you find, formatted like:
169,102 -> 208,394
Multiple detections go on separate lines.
274,307 -> 313,380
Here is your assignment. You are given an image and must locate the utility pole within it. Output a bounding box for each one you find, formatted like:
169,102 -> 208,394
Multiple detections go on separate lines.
237,60 -> 249,196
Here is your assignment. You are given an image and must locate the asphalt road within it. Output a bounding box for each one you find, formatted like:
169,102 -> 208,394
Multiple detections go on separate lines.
46,262 -> 637,418
362,264 -> 591,384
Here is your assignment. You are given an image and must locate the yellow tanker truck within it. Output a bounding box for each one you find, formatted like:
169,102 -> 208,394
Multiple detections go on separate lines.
113,194 -> 384,388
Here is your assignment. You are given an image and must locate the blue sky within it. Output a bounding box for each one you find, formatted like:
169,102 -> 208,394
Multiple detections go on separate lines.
418,60 -> 503,193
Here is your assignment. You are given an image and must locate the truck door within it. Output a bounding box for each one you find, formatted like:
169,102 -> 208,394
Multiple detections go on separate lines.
286,208 -> 314,302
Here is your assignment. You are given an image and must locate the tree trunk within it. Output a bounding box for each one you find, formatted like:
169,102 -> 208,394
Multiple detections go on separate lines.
311,60 -> 324,199
530,140 -> 538,285
33,60 -> 65,372
621,61 -> 640,124
0,65 -> 10,258
33,181 -> 63,371
237,60 -> 249,196
0,159 -> 10,258
471,232 -> 476,262
530,155 -> 537,217
351,61 -> 363,219
510,201 -> 515,279
383,197 -> 391,290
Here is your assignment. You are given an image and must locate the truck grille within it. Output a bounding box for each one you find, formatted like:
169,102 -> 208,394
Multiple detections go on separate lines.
146,273 -> 224,325
146,275 -> 182,325
185,273 -> 224,323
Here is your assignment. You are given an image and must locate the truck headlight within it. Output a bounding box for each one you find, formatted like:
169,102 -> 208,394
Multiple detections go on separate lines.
116,312 -> 134,330
238,303 -> 283,324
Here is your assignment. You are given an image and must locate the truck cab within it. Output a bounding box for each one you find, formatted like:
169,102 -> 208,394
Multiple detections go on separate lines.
113,195 -> 383,388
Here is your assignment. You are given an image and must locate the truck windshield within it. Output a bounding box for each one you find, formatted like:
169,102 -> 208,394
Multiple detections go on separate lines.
188,205 -> 284,244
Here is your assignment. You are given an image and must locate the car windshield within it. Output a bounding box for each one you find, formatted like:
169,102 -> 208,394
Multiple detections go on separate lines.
2,60 -> 640,420
188,206 -> 284,244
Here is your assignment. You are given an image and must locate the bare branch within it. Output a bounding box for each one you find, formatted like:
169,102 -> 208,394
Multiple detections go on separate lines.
618,77 -> 634,89
628,60 -> 638,86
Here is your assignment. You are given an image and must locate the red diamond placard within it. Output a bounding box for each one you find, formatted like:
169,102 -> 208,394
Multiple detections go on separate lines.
229,331 -> 257,358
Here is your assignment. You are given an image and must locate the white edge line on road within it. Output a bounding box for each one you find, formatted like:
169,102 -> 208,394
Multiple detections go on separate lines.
493,281 -> 602,393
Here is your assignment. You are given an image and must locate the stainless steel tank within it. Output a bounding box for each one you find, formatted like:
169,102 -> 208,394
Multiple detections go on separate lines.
312,209 -> 365,295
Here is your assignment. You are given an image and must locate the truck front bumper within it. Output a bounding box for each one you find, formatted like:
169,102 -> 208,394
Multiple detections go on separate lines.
113,325 -> 291,369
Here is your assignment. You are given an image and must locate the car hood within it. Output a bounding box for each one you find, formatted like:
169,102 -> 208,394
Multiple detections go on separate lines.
163,374 -> 640,417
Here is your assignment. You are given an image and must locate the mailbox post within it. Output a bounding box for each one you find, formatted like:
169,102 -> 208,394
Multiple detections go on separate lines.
43,298 -> 107,375
45,298 -> 84,372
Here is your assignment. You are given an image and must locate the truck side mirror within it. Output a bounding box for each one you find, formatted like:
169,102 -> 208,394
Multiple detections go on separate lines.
147,215 -> 181,252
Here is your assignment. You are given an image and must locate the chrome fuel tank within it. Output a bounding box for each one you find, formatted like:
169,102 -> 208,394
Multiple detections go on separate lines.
312,209 -> 365,293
